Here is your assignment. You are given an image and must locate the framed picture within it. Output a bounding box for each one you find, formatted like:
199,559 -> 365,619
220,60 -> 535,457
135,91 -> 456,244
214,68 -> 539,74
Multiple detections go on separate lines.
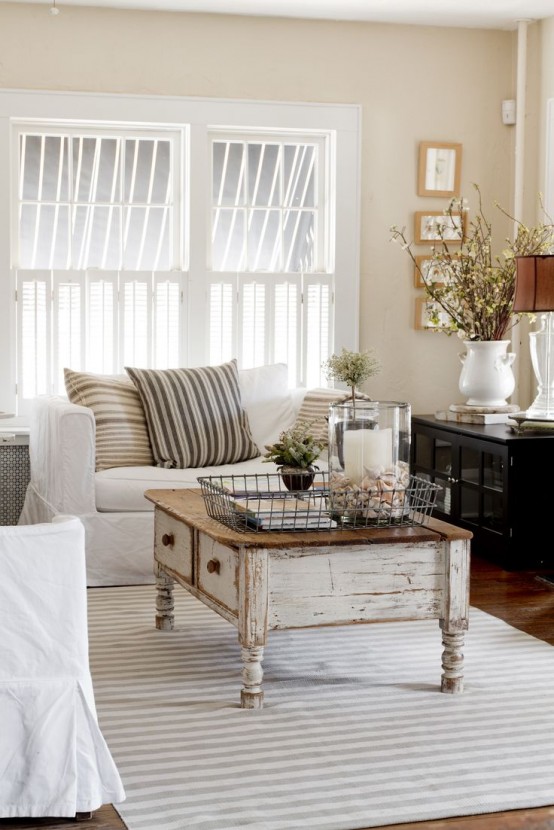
414,255 -> 447,288
414,297 -> 451,331
414,210 -> 466,244
418,141 -> 462,197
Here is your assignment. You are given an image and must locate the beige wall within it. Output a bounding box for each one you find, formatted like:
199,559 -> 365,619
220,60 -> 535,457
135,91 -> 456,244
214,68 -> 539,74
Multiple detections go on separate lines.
0,3 -> 540,414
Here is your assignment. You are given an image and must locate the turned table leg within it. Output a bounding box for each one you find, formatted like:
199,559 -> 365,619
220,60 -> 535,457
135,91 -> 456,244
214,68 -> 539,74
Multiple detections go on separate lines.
441,629 -> 465,693
240,645 -> 264,709
155,564 -> 175,631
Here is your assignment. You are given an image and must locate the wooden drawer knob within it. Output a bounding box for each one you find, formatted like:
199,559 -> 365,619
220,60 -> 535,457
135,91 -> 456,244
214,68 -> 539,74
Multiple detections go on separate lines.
207,558 -> 220,574
161,533 -> 174,547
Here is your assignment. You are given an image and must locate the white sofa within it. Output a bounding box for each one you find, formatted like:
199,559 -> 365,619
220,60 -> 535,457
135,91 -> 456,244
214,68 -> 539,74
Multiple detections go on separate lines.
19,364 -> 326,587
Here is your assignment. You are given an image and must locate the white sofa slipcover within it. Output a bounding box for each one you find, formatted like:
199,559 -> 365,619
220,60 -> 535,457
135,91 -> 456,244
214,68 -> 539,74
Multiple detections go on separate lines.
20,364 -> 311,587
0,516 -> 125,818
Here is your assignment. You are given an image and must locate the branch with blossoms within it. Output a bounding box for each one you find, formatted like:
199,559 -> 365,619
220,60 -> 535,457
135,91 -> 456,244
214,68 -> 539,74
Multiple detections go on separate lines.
390,183 -> 554,341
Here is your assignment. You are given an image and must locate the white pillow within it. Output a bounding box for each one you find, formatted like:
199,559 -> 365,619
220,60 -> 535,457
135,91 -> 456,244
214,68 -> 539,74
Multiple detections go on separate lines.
238,364 -> 296,452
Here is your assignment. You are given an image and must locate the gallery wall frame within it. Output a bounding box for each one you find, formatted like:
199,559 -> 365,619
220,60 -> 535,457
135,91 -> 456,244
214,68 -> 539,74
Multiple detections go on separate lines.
414,297 -> 452,331
413,254 -> 463,288
418,141 -> 462,198
414,255 -> 446,288
414,210 -> 466,244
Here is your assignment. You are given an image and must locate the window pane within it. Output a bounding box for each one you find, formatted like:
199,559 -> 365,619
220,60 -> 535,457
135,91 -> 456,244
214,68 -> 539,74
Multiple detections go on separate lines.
213,141 -> 245,206
19,204 -> 70,269
247,209 -> 280,271
19,130 -> 177,273
248,143 -> 280,207
211,138 -> 320,275
212,208 -> 245,271
284,144 -> 315,207
123,206 -> 171,270
73,205 -> 121,270
73,136 -> 121,203
21,134 -> 70,202
283,209 -> 315,272
124,138 -> 171,204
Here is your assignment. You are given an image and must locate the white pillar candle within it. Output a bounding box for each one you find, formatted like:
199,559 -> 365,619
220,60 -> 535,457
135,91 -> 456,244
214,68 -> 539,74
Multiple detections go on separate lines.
343,430 -> 365,482
362,428 -> 393,473
343,428 -> 393,482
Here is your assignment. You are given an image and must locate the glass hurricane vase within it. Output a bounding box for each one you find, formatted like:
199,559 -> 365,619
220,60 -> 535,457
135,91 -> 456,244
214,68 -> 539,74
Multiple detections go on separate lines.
327,400 -> 411,525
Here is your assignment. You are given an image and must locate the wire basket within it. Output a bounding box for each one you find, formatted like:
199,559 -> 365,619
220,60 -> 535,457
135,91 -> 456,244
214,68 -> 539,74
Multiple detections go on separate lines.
197,473 -> 441,533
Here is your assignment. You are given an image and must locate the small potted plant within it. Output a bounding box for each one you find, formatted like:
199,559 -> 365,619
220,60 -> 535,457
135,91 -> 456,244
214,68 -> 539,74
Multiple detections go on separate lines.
322,347 -> 381,419
263,422 -> 324,491
322,347 -> 382,467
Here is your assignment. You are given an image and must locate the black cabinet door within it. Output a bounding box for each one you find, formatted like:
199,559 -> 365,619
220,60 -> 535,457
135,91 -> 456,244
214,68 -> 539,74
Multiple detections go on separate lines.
411,415 -> 553,570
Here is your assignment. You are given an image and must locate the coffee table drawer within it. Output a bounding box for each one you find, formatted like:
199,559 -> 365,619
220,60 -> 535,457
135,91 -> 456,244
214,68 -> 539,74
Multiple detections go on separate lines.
154,509 -> 193,583
197,538 -> 239,614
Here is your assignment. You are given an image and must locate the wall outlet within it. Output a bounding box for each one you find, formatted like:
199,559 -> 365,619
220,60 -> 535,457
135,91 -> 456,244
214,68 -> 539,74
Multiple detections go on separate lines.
502,99 -> 516,125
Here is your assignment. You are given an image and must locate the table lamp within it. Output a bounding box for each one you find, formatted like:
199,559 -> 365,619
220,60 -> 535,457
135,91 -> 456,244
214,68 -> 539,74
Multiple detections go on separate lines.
513,255 -> 554,420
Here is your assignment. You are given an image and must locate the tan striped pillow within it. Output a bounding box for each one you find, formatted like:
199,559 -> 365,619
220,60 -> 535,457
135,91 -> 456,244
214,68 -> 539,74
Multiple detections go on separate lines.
125,360 -> 259,469
294,388 -> 348,446
64,369 -> 154,472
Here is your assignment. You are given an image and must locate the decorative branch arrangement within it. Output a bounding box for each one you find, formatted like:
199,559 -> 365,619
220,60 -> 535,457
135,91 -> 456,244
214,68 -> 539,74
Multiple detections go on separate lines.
391,183 -> 554,341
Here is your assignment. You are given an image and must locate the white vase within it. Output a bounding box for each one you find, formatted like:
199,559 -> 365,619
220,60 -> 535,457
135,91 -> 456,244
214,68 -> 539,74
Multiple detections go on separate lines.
458,340 -> 516,407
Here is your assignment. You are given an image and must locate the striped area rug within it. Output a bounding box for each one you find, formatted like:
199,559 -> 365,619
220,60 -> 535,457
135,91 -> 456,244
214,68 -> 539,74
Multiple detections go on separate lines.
87,585 -> 554,830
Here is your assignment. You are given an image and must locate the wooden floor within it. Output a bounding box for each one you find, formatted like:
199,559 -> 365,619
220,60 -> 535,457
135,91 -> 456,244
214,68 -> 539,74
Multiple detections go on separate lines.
1,554 -> 553,830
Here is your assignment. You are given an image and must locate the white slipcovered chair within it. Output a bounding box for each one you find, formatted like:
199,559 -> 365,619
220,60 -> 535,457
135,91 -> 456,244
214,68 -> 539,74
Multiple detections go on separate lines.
0,516 -> 125,818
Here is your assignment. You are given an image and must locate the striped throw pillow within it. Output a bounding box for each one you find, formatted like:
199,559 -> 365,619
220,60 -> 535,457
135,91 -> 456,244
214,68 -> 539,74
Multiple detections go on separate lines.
64,369 -> 154,472
125,360 -> 260,469
293,388 -> 348,446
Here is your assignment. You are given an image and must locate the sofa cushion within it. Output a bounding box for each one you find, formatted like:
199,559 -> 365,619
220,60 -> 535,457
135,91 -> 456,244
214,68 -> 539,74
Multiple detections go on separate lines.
126,360 -> 259,469
64,368 -> 154,472
238,363 -> 296,452
293,387 -> 346,446
95,456 -> 275,512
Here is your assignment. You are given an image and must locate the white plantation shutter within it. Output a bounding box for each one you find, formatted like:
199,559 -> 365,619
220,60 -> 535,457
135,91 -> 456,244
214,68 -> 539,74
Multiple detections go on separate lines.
17,272 -> 50,399
274,281 -> 299,387
53,271 -> 85,391
209,281 -> 235,366
120,273 -> 151,369
88,274 -> 117,374
303,274 -> 332,388
240,281 -> 266,368
154,275 -> 182,369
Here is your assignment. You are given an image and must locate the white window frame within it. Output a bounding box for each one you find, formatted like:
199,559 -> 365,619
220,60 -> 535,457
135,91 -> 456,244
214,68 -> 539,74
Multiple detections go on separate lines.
0,89 -> 361,425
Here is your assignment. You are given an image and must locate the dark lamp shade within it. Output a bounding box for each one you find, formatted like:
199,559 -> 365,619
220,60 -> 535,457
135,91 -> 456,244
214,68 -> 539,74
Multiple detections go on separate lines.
514,255 -> 554,312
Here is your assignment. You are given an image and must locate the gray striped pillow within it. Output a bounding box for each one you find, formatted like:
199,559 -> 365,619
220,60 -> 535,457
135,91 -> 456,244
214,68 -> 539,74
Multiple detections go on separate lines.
293,387 -> 347,446
125,361 -> 259,469
64,369 -> 154,472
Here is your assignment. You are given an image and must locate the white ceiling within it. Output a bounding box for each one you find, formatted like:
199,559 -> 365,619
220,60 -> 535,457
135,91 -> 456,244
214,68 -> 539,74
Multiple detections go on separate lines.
8,0 -> 554,30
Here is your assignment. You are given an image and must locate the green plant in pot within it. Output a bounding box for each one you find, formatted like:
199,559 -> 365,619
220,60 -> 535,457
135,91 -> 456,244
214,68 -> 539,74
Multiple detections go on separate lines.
322,348 -> 382,467
263,422 -> 323,491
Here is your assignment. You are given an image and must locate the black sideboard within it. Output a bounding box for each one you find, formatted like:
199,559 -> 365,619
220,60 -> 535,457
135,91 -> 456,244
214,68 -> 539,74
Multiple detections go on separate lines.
411,414 -> 554,570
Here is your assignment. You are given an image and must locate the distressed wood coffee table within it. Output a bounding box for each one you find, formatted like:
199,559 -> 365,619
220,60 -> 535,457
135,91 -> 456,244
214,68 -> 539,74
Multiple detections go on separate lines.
145,488 -> 472,709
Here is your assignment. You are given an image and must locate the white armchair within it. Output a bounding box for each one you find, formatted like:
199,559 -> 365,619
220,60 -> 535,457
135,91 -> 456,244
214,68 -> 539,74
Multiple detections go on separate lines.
0,516 -> 125,818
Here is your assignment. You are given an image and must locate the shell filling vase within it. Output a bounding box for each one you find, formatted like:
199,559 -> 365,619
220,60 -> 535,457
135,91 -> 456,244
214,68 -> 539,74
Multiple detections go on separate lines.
458,340 -> 516,407
327,401 -> 411,525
